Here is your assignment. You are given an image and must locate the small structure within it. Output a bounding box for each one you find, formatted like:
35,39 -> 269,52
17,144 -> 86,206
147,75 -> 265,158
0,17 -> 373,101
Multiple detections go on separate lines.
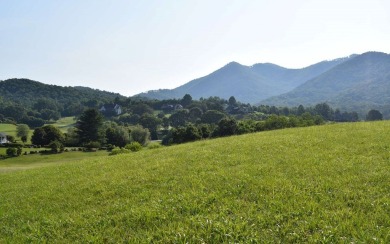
0,132 -> 8,144
99,104 -> 122,115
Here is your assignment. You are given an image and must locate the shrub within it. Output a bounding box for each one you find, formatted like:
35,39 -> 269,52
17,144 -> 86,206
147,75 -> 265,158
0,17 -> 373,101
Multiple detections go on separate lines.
49,140 -> 64,153
6,147 -> 17,157
83,141 -> 101,151
125,142 -> 143,152
109,147 -> 130,156
16,147 -> 22,156
130,126 -> 150,146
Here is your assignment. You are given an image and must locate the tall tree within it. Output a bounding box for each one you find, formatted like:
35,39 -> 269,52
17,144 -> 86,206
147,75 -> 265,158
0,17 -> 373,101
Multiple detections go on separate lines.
16,124 -> 30,143
76,109 -> 105,145
181,94 -> 193,107
366,109 -> 383,121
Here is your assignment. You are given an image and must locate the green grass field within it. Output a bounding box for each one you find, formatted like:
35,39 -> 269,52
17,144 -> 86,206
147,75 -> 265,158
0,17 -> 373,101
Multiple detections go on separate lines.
0,150 -> 108,173
47,116 -> 76,132
0,124 -> 17,137
0,122 -> 389,242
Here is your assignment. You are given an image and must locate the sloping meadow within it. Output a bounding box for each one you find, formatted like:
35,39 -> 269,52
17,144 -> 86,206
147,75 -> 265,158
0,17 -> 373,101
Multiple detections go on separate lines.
0,122 -> 389,242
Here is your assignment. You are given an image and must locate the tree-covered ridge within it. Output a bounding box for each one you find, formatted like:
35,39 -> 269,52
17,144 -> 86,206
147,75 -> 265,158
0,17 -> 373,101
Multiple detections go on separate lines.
261,52 -> 390,116
0,78 -> 126,126
0,78 -> 124,108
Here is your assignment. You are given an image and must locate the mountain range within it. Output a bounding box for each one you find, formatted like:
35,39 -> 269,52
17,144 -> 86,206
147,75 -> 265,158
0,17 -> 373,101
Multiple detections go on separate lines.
136,51 -> 390,115
136,56 -> 352,104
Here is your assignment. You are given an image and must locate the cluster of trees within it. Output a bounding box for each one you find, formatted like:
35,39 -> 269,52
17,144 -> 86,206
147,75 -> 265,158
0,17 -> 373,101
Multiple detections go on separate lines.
162,113 -> 324,145
29,109 -> 151,152
3,88 -> 387,153
0,79 -> 123,127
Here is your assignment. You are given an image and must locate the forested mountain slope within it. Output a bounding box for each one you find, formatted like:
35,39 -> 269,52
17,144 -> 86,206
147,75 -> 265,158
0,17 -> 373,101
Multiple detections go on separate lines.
136,57 -> 351,103
261,52 -> 390,114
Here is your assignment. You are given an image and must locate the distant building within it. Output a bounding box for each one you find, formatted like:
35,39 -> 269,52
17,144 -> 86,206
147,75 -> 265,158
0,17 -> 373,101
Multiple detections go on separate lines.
161,104 -> 184,112
0,132 -> 8,144
99,104 -> 122,115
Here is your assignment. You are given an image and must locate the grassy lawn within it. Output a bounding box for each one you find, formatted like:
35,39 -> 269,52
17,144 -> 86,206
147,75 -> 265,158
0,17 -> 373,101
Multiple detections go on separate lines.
0,121 -> 389,242
0,150 -> 108,173
0,124 -> 17,137
47,116 -> 76,132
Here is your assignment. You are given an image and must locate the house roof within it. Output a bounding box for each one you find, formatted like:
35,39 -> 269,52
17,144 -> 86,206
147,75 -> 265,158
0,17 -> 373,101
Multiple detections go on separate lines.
0,132 -> 7,137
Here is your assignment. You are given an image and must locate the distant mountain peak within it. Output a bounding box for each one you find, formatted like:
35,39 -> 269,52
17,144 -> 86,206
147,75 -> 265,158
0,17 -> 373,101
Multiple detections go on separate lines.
135,54 -> 356,103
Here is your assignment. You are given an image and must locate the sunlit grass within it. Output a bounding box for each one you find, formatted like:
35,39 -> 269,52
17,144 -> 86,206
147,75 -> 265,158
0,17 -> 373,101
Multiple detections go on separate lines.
0,121 -> 389,242
48,116 -> 76,132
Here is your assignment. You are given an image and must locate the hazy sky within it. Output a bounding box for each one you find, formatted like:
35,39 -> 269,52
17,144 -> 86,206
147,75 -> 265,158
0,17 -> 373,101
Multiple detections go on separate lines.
1,0 -> 390,96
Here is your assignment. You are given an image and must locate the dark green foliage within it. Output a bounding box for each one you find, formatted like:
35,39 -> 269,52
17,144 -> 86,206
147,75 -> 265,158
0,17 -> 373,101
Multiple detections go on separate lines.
264,115 -> 289,130
16,147 -> 22,156
49,140 -> 64,153
228,96 -> 237,106
139,114 -> 161,133
76,109 -> 105,145
366,109 -> 383,121
198,124 -> 212,138
0,79 -> 124,125
31,125 -> 64,146
6,135 -> 15,143
118,114 -> 140,125
181,94 -> 192,107
21,136 -> 27,144
20,116 -> 45,128
105,125 -> 130,147
201,110 -> 226,124
131,103 -> 154,116
314,103 -> 333,121
169,110 -> 189,127
64,128 -> 79,147
171,124 -> 202,144
189,107 -> 203,122
83,141 -> 101,151
213,118 -> 238,137
6,147 -> 17,157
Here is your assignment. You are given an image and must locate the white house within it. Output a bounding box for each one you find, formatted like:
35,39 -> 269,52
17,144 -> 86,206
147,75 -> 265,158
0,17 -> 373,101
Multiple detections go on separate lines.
99,104 -> 122,115
0,132 -> 8,144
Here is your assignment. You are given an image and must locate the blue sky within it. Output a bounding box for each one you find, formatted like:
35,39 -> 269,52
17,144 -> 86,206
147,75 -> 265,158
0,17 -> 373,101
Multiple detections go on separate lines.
1,0 -> 390,96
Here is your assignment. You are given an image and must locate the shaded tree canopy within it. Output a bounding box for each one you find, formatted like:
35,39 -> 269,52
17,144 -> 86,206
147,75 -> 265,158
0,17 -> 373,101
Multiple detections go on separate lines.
366,109 -> 383,121
76,109 -> 105,144
31,125 -> 64,146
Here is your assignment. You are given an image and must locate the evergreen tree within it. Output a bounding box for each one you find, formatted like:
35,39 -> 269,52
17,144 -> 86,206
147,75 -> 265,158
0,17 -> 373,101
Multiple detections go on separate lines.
76,109 -> 105,145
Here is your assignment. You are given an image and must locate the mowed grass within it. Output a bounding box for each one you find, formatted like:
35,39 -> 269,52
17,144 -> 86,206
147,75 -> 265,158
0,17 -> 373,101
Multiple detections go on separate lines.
48,116 -> 76,132
0,124 -> 17,137
0,150 -> 108,173
1,122 -> 390,242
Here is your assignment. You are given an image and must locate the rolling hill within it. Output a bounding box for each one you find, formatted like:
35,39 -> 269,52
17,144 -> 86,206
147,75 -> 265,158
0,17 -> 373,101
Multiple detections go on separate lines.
136,57 -> 351,103
0,78 -> 125,107
261,52 -> 390,113
1,121 -> 389,242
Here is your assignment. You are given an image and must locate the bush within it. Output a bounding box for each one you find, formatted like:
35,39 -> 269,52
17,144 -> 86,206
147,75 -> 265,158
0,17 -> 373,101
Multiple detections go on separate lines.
16,147 -> 22,156
125,142 -> 143,152
109,147 -> 130,156
6,147 -> 17,157
130,126 -> 150,146
49,140 -> 64,153
83,141 -> 101,151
